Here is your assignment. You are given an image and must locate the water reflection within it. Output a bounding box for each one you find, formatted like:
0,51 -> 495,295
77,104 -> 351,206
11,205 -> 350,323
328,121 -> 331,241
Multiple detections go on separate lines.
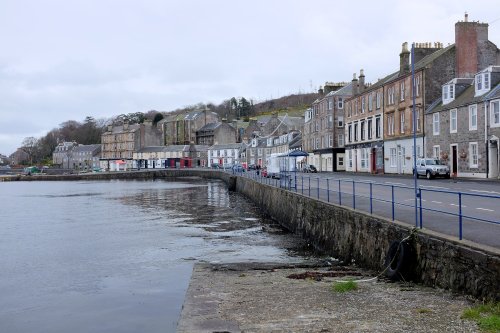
0,178 -> 310,333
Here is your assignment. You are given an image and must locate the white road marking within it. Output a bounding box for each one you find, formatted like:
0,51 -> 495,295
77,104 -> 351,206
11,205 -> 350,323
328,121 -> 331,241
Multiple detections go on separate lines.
385,182 -> 406,186
450,203 -> 466,208
421,186 -> 450,190
470,190 -> 500,195
431,201 -> 442,204
476,207 -> 494,212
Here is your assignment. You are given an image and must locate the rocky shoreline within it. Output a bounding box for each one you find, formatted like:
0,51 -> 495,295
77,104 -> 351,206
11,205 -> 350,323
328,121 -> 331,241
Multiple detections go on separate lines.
177,262 -> 478,333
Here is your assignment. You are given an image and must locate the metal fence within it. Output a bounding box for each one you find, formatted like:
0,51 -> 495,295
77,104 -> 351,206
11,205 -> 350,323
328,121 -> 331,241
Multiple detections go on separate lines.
228,169 -> 500,244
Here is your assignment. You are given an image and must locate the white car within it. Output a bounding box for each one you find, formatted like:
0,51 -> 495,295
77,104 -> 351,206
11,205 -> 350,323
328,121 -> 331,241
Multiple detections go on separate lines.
413,158 -> 450,179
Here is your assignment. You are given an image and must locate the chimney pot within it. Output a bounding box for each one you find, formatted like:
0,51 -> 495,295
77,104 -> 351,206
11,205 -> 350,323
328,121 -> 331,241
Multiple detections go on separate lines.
465,12 -> 468,22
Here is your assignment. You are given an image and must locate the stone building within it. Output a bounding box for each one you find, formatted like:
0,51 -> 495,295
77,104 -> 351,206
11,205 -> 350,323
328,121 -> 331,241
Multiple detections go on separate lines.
260,113 -> 303,137
305,82 -> 352,172
161,109 -> 219,145
207,143 -> 246,168
70,144 -> 101,171
344,71 -> 386,173
100,120 -> 163,171
196,122 -> 237,146
425,65 -> 500,178
52,141 -> 78,168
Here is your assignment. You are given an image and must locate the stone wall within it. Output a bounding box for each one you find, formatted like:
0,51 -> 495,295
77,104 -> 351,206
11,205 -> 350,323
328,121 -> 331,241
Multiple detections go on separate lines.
235,176 -> 500,301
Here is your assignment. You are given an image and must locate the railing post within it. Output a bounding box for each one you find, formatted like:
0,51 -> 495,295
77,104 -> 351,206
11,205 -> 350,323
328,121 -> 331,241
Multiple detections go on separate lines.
419,188 -> 423,229
338,179 -> 342,205
391,185 -> 395,221
301,175 -> 303,194
369,182 -> 373,214
308,177 -> 311,197
352,180 -> 356,210
317,178 -> 320,199
459,192 -> 463,240
327,178 -> 330,202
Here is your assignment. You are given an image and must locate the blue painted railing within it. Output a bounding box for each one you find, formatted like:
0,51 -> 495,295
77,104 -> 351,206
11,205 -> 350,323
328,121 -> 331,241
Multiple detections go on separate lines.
229,168 -> 500,242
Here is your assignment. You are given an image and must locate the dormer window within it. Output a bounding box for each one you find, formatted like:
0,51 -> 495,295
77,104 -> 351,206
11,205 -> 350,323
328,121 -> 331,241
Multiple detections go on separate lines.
442,84 -> 455,105
475,71 -> 491,96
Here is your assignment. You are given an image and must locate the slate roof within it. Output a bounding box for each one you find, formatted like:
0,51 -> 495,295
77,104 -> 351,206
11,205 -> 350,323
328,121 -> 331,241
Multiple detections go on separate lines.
198,122 -> 222,131
72,144 -> 101,153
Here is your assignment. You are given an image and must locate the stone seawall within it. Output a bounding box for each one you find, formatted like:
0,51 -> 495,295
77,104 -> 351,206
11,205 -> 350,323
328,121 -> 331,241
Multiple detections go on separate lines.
235,176 -> 500,301
5,170 -> 499,300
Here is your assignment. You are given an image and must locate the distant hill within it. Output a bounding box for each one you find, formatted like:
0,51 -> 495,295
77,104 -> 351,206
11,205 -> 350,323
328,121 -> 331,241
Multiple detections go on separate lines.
252,93 -> 318,116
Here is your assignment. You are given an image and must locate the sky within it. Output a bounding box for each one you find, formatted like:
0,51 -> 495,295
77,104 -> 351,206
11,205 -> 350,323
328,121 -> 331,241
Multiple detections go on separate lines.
1,0 -> 499,155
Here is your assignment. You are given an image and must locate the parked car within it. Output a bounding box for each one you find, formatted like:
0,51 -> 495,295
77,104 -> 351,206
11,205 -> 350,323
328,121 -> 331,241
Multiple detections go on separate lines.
303,164 -> 317,173
211,163 -> 221,169
23,166 -> 41,175
413,158 -> 450,179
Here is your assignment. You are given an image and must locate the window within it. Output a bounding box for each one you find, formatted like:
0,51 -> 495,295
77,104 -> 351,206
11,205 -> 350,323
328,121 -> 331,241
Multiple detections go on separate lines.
390,148 -> 397,167
360,148 -> 368,169
388,114 -> 395,135
450,109 -> 457,133
361,96 -> 366,113
375,116 -> 381,138
412,109 -> 420,132
315,138 -> 320,149
475,72 -> 491,96
368,93 -> 373,111
442,84 -> 455,104
354,100 -> 358,115
376,91 -> 381,109
354,123 -> 359,141
348,150 -> 353,168
469,105 -> 477,130
337,116 -> 343,127
367,118 -> 373,140
401,147 -> 406,167
338,134 -> 344,147
433,145 -> 440,159
348,124 -> 352,142
338,98 -> 344,109
328,135 -> 333,147
347,103 -> 352,117
360,121 -> 365,141
328,98 -> 333,110
400,112 -> 405,134
491,100 -> 500,127
469,142 -> 478,168
387,87 -> 395,105
400,81 -> 405,101
433,113 -> 440,135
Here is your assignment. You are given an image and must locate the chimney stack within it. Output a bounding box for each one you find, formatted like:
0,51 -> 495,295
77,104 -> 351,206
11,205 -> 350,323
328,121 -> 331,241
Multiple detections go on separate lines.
400,42 -> 410,75
455,14 -> 489,78
358,69 -> 365,93
351,73 -> 358,95
318,86 -> 324,95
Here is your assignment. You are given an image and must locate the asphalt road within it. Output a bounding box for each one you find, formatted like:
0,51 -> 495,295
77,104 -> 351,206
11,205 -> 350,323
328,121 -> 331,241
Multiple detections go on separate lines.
241,171 -> 500,249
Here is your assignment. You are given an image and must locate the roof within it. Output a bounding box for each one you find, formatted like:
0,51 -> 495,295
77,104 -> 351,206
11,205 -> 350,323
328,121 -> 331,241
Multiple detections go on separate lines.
72,144 -> 101,153
209,143 -> 245,150
427,82 -> 500,114
198,122 -> 221,131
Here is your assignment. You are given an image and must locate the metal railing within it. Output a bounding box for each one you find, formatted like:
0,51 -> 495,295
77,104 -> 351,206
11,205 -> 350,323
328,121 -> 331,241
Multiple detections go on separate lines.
228,168 -> 500,244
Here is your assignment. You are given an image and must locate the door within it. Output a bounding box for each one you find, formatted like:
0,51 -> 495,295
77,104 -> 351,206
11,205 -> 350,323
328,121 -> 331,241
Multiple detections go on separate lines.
451,145 -> 458,176
371,148 -> 376,174
489,140 -> 499,178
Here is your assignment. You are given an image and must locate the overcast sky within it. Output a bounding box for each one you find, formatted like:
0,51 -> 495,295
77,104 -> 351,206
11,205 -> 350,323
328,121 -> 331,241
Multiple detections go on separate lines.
1,0 -> 499,155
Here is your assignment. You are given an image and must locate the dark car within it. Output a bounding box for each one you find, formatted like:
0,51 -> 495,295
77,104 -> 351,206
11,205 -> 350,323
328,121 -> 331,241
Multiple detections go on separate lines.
303,164 -> 317,173
248,164 -> 257,170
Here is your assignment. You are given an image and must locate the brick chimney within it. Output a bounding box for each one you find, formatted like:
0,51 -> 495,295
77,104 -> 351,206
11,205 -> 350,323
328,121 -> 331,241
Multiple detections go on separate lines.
351,73 -> 358,96
455,13 -> 489,78
358,69 -> 365,93
400,42 -> 410,75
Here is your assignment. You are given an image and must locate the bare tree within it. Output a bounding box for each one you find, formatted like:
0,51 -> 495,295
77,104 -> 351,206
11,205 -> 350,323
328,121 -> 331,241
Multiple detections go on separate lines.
20,137 -> 38,165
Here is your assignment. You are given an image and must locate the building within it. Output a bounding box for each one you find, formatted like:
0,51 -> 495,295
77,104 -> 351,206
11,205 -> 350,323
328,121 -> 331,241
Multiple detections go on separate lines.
344,71 -> 385,173
52,141 -> 78,168
133,144 -> 209,169
207,143 -> 246,167
100,120 -> 163,171
196,122 -> 237,146
70,144 -> 101,171
161,109 -> 219,145
259,113 -> 303,137
425,65 -> 500,178
304,82 -> 352,172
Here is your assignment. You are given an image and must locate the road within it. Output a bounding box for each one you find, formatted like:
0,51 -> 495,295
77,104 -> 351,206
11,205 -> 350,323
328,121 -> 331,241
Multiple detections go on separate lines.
241,171 -> 500,249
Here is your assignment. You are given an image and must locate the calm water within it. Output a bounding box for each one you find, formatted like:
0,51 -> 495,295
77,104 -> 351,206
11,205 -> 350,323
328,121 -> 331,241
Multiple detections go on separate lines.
0,178 -> 310,333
